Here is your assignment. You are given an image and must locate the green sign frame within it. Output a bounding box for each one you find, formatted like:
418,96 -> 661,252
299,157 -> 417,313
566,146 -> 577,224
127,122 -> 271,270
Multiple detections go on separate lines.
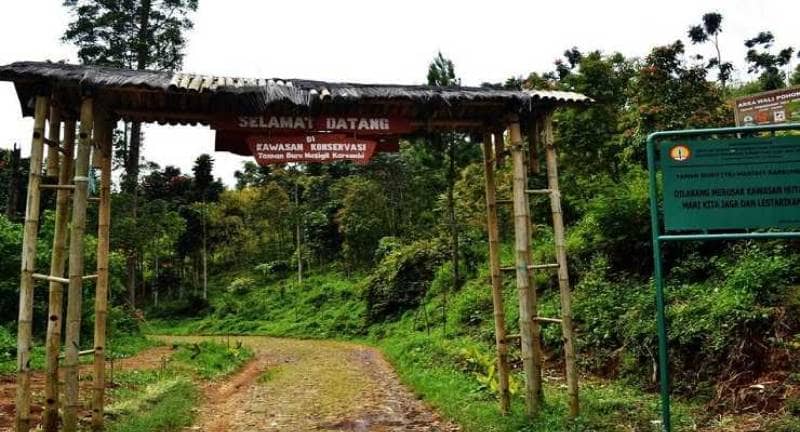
646,123 -> 800,432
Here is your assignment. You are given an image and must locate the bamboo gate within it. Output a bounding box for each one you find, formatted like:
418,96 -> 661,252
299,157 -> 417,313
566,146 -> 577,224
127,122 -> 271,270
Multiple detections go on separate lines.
0,61 -> 589,431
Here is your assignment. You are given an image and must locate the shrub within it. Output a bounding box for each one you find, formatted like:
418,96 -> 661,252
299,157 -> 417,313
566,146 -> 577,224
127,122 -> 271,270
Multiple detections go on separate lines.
363,240 -> 447,323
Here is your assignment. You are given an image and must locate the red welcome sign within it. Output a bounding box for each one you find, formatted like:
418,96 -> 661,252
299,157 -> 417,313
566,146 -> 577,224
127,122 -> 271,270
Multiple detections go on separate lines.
247,134 -> 378,165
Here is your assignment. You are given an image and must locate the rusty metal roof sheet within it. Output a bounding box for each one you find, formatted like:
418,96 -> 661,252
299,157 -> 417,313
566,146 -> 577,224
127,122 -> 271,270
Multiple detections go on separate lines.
0,61 -> 590,125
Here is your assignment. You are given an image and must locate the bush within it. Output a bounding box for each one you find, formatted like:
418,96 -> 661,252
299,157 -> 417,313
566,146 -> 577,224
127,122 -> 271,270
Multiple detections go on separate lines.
362,240 -> 447,323
0,326 -> 15,362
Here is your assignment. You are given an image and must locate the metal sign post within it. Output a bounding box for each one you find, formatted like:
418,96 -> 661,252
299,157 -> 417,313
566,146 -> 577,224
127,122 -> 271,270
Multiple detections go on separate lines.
646,123 -> 800,432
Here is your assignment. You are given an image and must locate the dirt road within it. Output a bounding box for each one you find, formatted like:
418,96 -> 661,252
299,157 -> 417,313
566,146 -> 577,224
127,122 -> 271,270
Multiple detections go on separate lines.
155,335 -> 459,432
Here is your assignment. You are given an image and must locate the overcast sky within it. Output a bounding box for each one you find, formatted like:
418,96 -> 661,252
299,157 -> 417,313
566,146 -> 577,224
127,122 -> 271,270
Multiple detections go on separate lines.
1,0 -> 798,186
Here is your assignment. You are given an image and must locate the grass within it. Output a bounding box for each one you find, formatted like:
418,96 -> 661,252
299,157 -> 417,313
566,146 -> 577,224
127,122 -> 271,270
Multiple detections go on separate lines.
107,375 -> 196,432
378,330 -> 700,432
171,340 -> 253,379
0,334 -> 159,374
104,339 -> 253,432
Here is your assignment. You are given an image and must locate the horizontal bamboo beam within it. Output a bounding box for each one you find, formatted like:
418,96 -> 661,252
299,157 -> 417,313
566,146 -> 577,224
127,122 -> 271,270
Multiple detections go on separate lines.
500,263 -> 560,272
526,189 -> 551,195
58,349 -> 94,360
534,317 -> 563,324
33,273 -> 69,285
83,274 -> 98,281
530,263 -> 560,270
39,184 -> 75,191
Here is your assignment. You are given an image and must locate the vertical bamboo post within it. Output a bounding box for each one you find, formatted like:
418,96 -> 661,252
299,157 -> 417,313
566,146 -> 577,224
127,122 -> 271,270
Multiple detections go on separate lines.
493,131 -> 506,168
509,120 -> 543,416
14,94 -> 49,432
92,114 -> 112,431
543,113 -> 580,417
43,119 -> 75,432
527,120 -> 541,175
63,97 -> 94,432
46,108 -> 62,177
481,132 -> 511,414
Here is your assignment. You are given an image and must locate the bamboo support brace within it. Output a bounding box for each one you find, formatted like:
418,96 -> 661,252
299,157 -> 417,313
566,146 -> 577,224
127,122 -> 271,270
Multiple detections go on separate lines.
92,114 -> 113,431
481,132 -> 511,414
39,184 -> 75,191
509,121 -> 543,417
15,95 -> 49,432
63,98 -> 94,432
58,349 -> 95,360
32,273 -> 69,285
45,108 -> 61,177
543,114 -> 580,417
43,119 -> 75,432
500,263 -> 559,271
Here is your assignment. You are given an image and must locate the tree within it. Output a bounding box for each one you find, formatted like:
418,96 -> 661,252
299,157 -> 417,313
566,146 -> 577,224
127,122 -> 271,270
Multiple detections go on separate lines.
688,12 -> 733,89
744,31 -> 795,90
792,63 -> 800,86
63,0 -> 198,307
427,52 -> 464,333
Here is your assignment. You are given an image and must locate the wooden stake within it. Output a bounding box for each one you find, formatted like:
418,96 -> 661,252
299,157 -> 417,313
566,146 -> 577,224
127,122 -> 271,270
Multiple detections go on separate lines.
543,114 -> 580,417
92,113 -> 112,431
509,121 -> 543,416
14,94 -> 49,432
63,98 -> 93,432
46,108 -> 62,177
481,132 -> 511,414
43,119 -> 75,432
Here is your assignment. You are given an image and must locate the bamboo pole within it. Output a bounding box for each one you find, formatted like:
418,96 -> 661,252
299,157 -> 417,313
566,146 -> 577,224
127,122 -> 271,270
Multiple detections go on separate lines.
43,119 -> 75,432
493,131 -> 506,168
92,114 -> 112,431
46,108 -> 61,177
527,121 -> 541,175
63,98 -> 94,432
543,114 -> 580,417
14,95 -> 49,432
509,121 -> 543,416
481,132 -> 511,414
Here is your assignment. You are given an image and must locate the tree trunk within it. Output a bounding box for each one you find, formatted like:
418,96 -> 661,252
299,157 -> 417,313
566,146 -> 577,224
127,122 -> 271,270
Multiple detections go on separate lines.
445,135 -> 459,335
5,143 -> 21,219
122,0 -> 151,308
127,253 -> 137,307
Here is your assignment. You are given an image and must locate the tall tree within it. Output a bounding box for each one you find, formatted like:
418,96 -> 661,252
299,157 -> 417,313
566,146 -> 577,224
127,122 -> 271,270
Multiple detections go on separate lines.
744,31 -> 795,90
688,12 -> 733,90
62,0 -> 198,306
428,52 -> 462,333
191,154 -> 219,299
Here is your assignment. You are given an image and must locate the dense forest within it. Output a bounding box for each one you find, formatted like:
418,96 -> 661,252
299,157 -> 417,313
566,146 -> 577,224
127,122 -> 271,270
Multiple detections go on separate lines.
2,7 -> 800,431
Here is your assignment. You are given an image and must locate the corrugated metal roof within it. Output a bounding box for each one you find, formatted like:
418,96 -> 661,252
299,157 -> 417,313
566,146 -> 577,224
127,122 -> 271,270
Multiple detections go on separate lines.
0,61 -> 590,125
525,89 -> 592,103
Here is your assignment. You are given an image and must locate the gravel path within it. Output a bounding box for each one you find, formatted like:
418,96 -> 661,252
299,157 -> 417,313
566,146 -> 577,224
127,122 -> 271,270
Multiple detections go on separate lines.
157,335 -> 459,432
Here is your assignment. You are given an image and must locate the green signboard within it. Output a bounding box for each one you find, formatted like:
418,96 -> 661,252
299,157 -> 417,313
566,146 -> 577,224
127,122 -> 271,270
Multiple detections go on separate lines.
661,136 -> 800,231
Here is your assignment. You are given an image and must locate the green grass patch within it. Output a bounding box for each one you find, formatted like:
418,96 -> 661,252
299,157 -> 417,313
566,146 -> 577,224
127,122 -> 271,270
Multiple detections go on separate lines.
107,375 -> 197,432
172,340 -> 253,379
379,330 -> 700,432
258,366 -> 281,384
